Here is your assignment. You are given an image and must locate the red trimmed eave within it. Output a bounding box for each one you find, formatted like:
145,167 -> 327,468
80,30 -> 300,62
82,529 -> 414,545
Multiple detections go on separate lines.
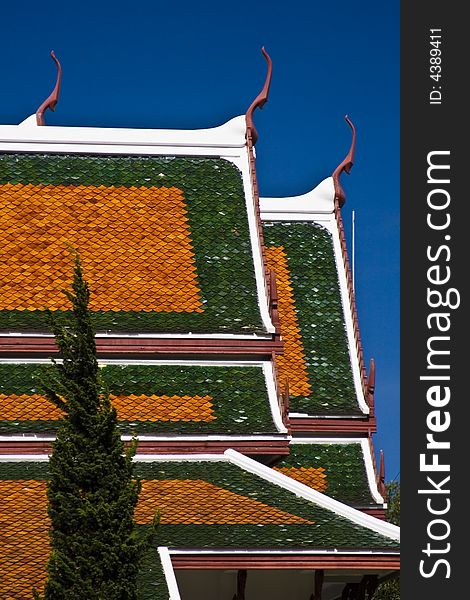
171,553 -> 400,570
0,335 -> 283,358
290,416 -> 377,435
0,439 -> 290,456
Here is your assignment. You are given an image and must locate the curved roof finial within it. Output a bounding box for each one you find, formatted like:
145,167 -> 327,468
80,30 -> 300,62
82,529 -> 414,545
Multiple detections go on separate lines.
245,47 -> 273,145
332,115 -> 356,207
36,51 -> 62,126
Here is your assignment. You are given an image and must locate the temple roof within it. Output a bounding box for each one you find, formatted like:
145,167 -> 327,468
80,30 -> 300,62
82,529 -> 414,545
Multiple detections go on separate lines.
0,361 -> 287,437
262,219 -> 365,416
0,451 -> 398,598
0,153 -> 271,335
274,439 -> 384,507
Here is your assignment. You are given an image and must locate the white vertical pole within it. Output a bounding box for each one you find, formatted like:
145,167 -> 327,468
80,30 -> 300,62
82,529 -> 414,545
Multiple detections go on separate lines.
352,210 -> 355,291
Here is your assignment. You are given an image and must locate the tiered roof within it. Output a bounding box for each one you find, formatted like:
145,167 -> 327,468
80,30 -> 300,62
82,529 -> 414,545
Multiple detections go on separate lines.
0,50 -> 398,599
0,453 -> 398,598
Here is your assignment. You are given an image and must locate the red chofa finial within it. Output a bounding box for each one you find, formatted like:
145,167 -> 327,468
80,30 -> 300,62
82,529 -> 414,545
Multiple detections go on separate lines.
379,449 -> 386,498
367,358 -> 376,415
332,115 -> 357,208
36,51 -> 62,126
245,47 -> 273,145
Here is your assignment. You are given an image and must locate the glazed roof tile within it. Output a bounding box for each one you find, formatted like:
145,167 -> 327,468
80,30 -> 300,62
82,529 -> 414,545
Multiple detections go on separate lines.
0,363 -> 279,435
0,154 -> 265,334
0,457 -> 398,597
274,442 -> 377,506
263,221 -> 359,415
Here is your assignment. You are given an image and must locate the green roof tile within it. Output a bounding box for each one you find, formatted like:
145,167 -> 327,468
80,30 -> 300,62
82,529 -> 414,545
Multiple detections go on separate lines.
0,458 -> 398,597
275,443 -> 376,506
0,363 -> 277,435
263,221 -> 359,415
0,460 -> 398,551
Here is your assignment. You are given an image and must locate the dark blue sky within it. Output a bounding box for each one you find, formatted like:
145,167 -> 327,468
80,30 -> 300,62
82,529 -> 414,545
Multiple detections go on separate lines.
1,1 -> 400,480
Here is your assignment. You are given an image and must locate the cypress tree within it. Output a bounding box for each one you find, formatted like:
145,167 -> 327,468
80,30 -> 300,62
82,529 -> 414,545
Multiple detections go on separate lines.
35,253 -> 151,600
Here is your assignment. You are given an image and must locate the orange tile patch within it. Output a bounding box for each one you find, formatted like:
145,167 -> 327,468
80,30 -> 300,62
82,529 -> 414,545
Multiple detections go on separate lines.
111,394 -> 215,422
265,246 -> 313,396
135,479 -> 313,525
275,466 -> 327,493
0,393 -> 216,423
0,480 -> 49,598
0,183 -> 204,313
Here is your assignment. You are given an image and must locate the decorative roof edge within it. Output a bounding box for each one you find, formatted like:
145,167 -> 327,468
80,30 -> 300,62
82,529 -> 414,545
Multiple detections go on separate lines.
1,115 -> 248,150
332,115 -> 356,208
245,47 -> 273,145
158,546 -> 182,600
260,177 -> 336,217
224,450 -> 399,541
36,51 -> 62,126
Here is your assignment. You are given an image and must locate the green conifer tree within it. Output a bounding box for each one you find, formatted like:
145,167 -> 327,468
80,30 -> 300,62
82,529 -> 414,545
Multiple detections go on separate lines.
35,253 -> 151,600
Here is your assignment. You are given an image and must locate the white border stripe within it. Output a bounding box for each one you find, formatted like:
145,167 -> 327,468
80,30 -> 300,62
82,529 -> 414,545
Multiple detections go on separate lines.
224,450 -> 399,541
169,548 -> 400,556
158,547 -> 182,600
1,115 -> 247,147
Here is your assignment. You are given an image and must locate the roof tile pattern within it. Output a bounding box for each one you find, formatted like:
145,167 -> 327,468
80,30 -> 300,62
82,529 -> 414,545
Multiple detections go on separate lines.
0,363 -> 276,435
265,246 -> 312,396
0,460 -> 398,599
135,479 -> 311,525
0,183 -> 203,313
0,480 -> 48,598
0,393 -> 216,423
275,443 -> 376,506
274,466 -> 327,493
0,154 -> 264,333
263,222 -> 358,415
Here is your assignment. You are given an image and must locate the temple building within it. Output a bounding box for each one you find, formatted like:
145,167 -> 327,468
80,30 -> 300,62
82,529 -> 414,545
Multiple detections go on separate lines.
0,50 -> 399,599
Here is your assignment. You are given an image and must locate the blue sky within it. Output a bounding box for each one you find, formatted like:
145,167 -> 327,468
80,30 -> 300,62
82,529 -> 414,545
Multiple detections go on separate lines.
0,1 -> 400,480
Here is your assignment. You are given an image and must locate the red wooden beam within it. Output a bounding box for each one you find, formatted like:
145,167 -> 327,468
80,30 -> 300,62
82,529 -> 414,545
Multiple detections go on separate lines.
171,553 -> 400,570
0,336 -> 284,357
0,438 -> 290,456
290,417 -> 376,434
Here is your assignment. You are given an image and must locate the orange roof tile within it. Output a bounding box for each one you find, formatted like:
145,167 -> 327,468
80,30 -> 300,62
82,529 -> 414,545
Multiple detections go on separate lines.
265,246 -> 313,396
135,479 -> 312,525
0,480 -> 49,598
0,393 -> 216,423
0,183 -> 203,313
274,466 -> 327,493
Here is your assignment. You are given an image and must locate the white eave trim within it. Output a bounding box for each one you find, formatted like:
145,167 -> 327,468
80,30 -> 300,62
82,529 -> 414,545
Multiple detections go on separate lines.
260,177 -> 335,218
224,450 -> 399,541
158,547 -> 182,600
169,548 -> 400,556
1,115 -> 247,149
